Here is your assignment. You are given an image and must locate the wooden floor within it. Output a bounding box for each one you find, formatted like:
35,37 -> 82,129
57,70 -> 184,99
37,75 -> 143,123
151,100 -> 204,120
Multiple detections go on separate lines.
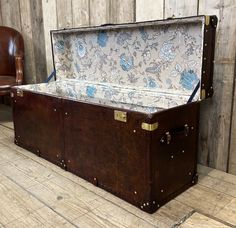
0,104 -> 236,227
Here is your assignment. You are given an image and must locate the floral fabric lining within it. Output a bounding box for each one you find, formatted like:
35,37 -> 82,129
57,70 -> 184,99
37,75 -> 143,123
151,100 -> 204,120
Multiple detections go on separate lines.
15,17 -> 205,114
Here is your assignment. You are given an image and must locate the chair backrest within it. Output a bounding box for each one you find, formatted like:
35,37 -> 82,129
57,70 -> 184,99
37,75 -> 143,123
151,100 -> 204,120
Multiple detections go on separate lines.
0,26 -> 24,76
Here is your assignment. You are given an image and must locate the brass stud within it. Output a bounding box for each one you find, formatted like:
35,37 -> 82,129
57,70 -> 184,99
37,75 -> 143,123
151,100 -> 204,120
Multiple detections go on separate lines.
134,191 -> 137,195
56,154 -> 59,158
204,57 -> 206,60
171,155 -> 174,159
205,43 -> 207,46
18,135 -> 20,138
157,204 -> 160,207
153,201 -> 156,204
68,160 -> 71,163
54,108 -> 57,112
147,202 -> 149,206
143,203 -> 146,206
182,150 -> 185,153
141,205 -> 143,209
161,189 -> 164,193
189,172 -> 192,176
133,130 -> 136,133
65,112 -> 68,115
203,71 -> 205,74
192,181 -> 195,184
191,126 -> 194,130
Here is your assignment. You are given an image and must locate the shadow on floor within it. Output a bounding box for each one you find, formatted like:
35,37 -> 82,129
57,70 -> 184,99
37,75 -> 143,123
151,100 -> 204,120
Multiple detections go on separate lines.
0,104 -> 13,129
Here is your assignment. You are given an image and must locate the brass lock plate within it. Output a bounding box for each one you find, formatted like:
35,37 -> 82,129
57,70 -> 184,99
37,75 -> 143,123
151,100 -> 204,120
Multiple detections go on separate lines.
17,89 -> 24,97
114,110 -> 127,122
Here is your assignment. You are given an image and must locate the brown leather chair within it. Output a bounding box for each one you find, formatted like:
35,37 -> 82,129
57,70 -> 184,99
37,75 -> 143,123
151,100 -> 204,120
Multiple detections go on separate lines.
0,26 -> 24,96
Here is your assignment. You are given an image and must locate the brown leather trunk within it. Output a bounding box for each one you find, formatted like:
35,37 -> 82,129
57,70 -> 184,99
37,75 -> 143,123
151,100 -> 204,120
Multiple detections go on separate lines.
12,89 -> 199,213
11,15 -> 217,213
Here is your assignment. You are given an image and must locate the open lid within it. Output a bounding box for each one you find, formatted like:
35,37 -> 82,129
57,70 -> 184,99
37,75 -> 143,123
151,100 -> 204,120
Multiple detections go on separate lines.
51,15 -> 217,102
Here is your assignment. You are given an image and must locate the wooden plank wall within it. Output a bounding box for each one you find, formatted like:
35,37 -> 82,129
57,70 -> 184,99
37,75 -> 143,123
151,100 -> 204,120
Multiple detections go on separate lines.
0,0 -> 236,175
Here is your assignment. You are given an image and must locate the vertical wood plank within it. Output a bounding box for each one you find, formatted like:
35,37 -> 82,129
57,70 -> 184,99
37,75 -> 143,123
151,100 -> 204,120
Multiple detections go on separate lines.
164,0 -> 198,18
42,0 -> 57,76
136,0 -> 163,22
56,0 -> 73,28
19,0 -> 37,84
30,0 -> 47,83
89,0 -> 110,25
198,0 -> 236,171
0,2 -> 3,25
0,0 -> 22,31
110,0 -> 135,23
72,0 -> 89,27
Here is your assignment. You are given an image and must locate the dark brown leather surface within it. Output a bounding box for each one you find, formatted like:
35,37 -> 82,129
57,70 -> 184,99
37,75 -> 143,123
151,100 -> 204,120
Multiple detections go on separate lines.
12,89 -> 200,213
12,89 -> 64,166
63,100 -> 151,207
0,26 -> 24,95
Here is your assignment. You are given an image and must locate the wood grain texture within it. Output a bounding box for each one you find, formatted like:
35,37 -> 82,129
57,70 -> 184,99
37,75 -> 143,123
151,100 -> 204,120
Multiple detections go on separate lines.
135,0 -> 163,22
180,212 -> 230,228
89,0 -> 110,25
0,0 -> 21,31
42,0 -> 57,76
199,0 -> 236,172
164,0 -> 198,18
110,0 -> 134,23
19,0 -> 37,84
72,0 -> 89,27
56,0 -> 73,28
0,2 -> 2,25
30,0 -> 47,83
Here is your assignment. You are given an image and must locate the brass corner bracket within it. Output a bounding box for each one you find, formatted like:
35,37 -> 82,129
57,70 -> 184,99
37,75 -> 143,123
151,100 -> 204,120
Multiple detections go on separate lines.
141,122 -> 158,131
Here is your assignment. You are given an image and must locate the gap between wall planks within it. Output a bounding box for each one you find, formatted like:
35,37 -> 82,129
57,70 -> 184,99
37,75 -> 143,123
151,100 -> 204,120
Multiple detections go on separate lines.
0,0 -> 236,175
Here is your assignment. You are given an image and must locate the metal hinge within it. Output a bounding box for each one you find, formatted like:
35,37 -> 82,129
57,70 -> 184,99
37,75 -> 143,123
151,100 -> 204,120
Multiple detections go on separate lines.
17,89 -> 23,97
114,110 -> 127,122
141,122 -> 158,131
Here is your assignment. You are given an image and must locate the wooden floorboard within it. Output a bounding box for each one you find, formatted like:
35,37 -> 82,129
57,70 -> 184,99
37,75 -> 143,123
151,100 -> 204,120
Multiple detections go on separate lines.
0,105 -> 236,227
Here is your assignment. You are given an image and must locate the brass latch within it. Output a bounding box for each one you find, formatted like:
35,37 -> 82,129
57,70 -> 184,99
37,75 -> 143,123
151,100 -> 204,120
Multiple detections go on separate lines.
17,89 -> 23,97
205,15 -> 210,26
114,110 -> 127,122
141,122 -> 158,131
201,89 -> 206,99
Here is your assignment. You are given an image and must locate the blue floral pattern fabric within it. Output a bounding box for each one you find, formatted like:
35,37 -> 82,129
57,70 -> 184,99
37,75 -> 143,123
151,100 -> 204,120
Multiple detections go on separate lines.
15,17 -> 205,114
52,17 -> 204,99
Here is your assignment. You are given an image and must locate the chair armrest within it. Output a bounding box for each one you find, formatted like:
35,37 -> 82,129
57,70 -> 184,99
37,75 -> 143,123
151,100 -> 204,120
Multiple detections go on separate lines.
15,55 -> 24,85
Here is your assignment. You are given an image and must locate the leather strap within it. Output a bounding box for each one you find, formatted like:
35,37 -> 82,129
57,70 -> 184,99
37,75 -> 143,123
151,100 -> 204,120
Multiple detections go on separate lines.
187,81 -> 200,103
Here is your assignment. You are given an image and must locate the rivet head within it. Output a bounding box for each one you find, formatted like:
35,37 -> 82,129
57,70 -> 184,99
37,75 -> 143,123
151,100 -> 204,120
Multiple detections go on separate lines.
65,112 -> 68,115
56,154 -> 59,157
157,204 -> 160,207
204,57 -> 206,60
94,177 -> 97,181
205,43 -> 207,46
189,172 -> 192,176
134,191 -> 137,195
68,160 -> 71,163
18,135 -> 20,138
192,181 -> 195,184
143,203 -> 146,206
191,126 -> 194,130
141,205 -> 143,209
203,71 -> 205,74
54,108 -> 57,112
153,201 -> 156,204
161,189 -> 164,193
133,130 -> 136,133
182,150 -> 185,153
147,202 -> 149,206
171,155 -> 174,159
